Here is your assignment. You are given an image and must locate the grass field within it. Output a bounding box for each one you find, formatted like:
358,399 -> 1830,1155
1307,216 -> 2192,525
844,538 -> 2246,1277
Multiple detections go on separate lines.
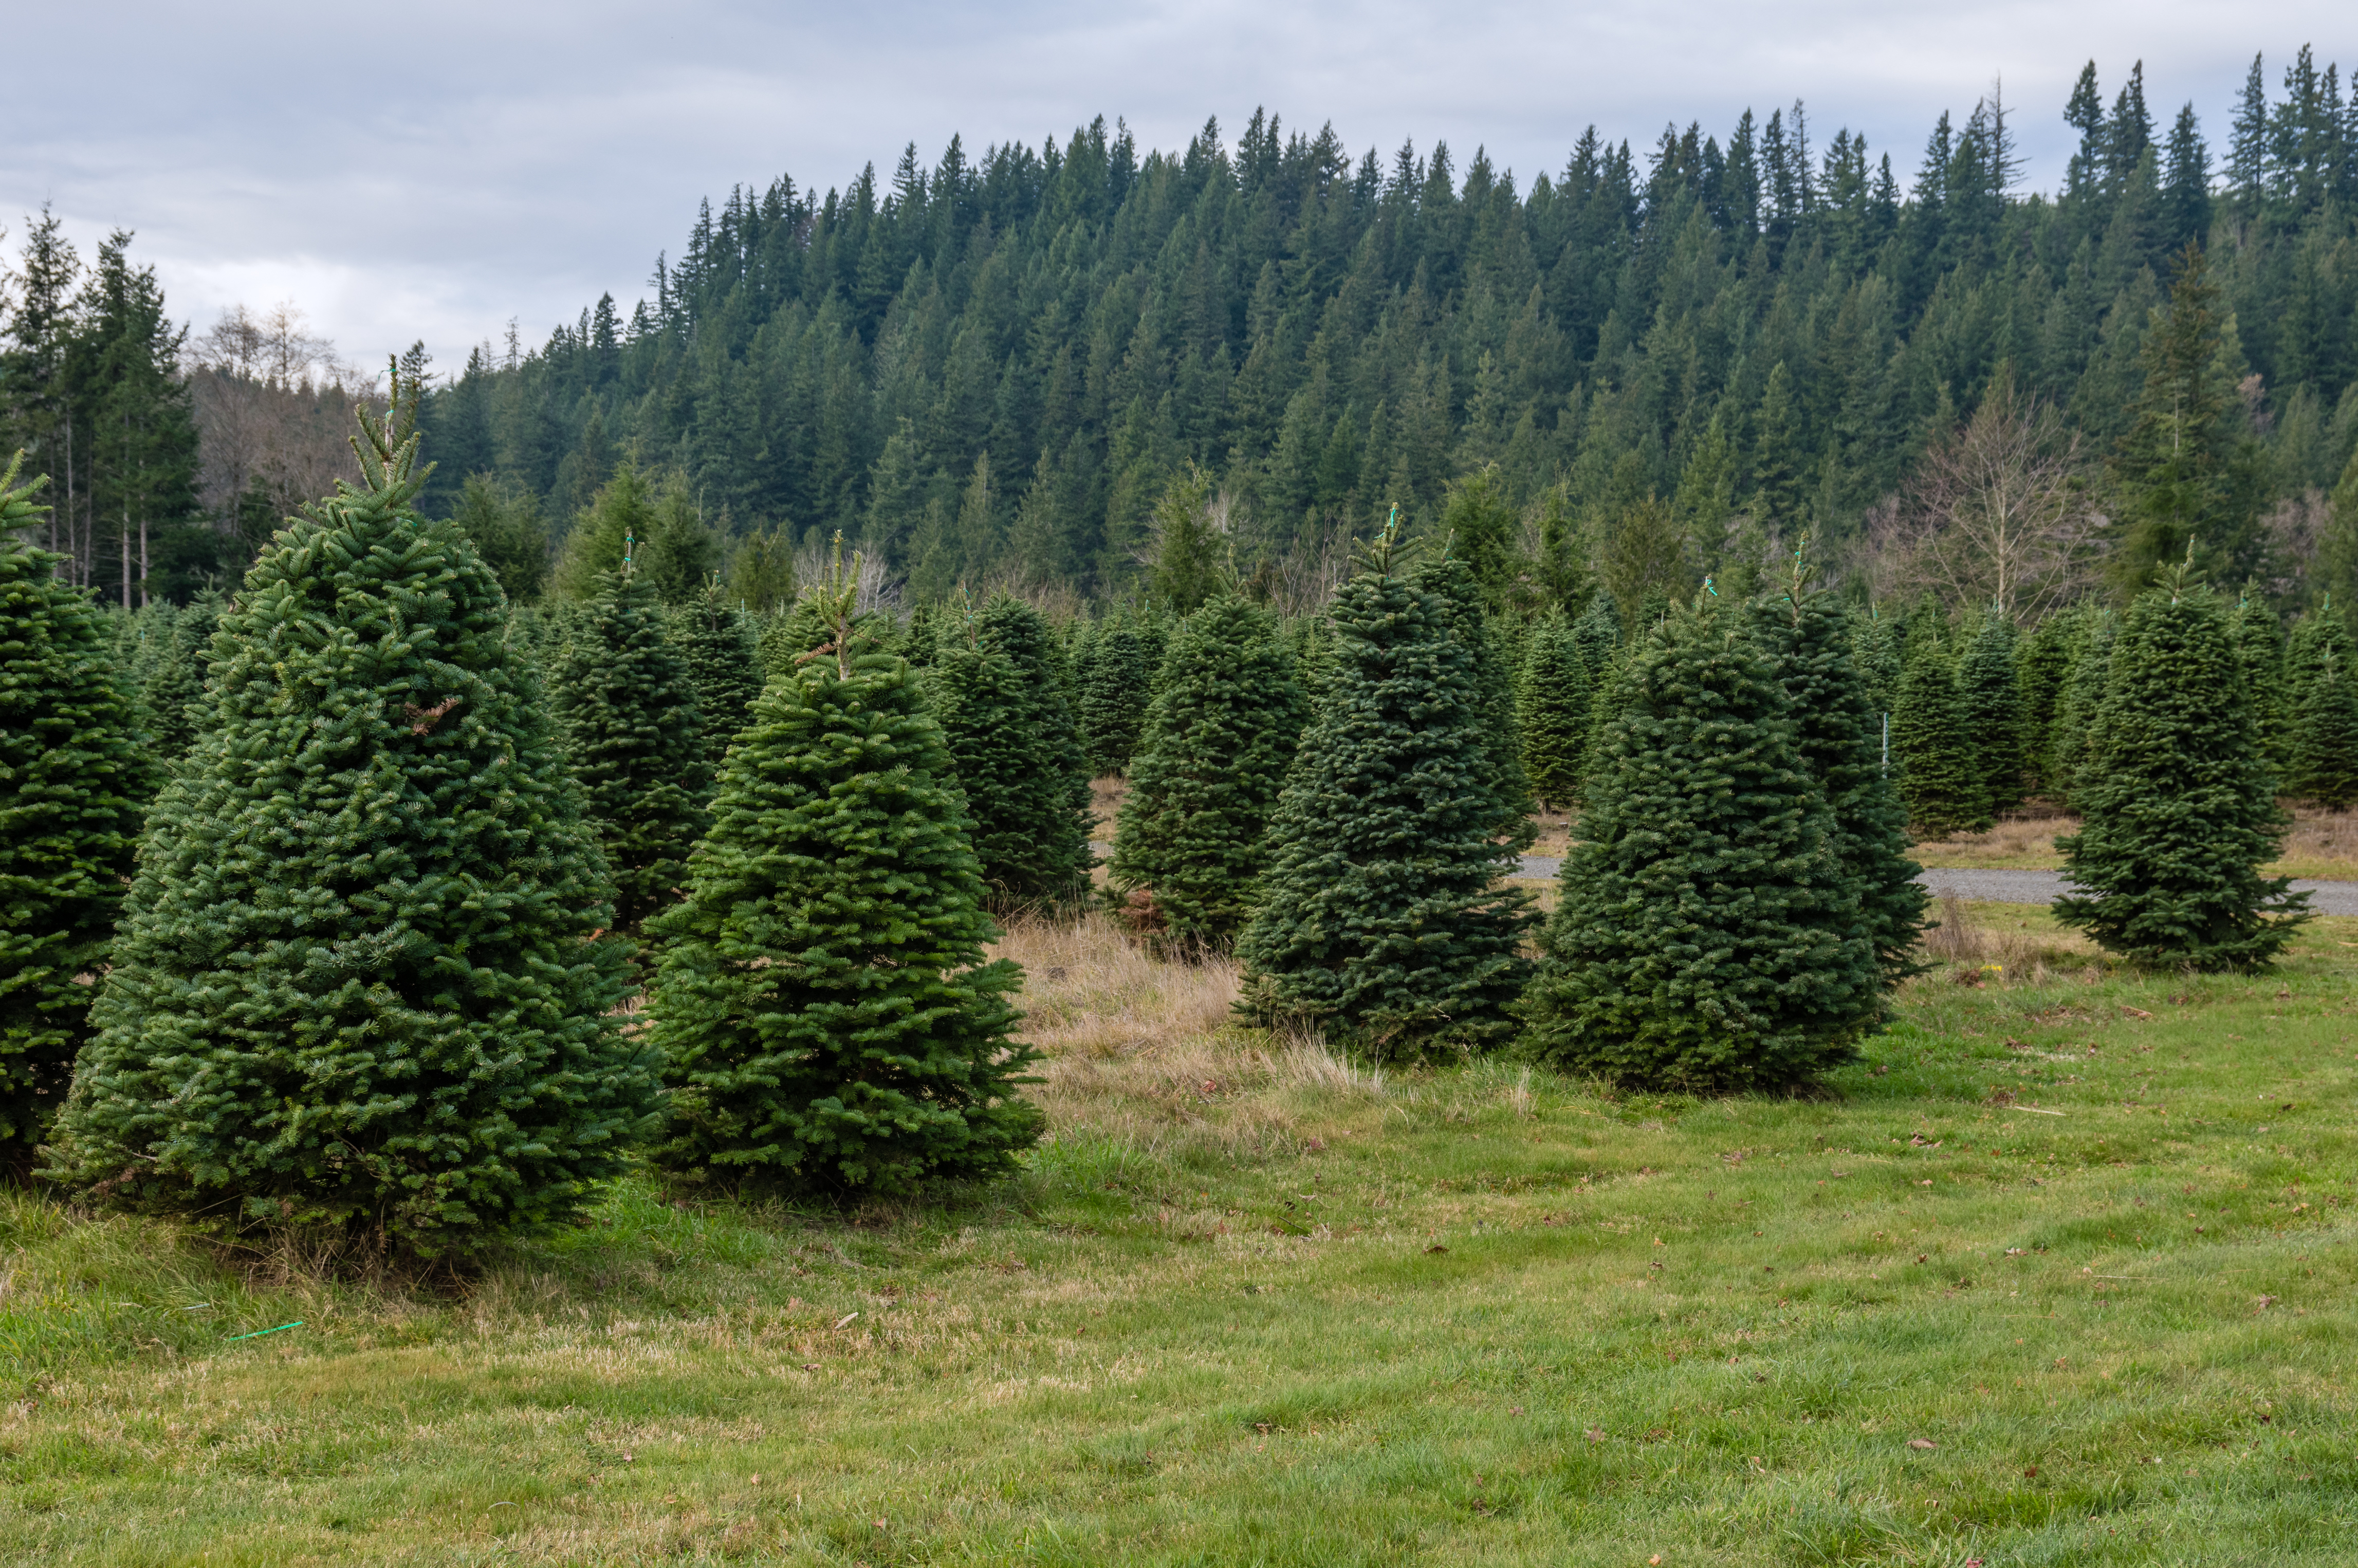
4,901 -> 2356,1565
1910,807 -> 2358,882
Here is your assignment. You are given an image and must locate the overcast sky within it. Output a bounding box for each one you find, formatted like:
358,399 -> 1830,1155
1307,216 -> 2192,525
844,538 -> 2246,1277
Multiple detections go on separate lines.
5,3 -> 2351,379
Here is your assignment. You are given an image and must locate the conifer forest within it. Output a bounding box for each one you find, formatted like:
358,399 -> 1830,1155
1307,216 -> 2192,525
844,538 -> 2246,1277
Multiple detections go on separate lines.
6,44 -> 2358,1563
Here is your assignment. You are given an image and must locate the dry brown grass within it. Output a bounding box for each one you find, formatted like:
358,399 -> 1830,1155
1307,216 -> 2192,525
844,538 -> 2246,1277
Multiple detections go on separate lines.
987,913 -> 1380,1167
1089,775 -> 1126,842
1915,890 -> 2104,987
1912,805 -> 2358,880
2276,806 -> 2358,879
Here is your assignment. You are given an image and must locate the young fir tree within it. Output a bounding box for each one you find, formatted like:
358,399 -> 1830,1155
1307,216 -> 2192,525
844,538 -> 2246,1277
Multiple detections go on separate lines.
931,595 -> 1093,907
1417,554 -> 1536,845
551,561 -> 709,930
1960,614 -> 2027,816
1851,607 -> 1902,722
1076,613 -> 1151,776
1236,526 -> 1533,1055
1760,577 -> 1928,991
46,398 -> 659,1252
2286,614 -> 2358,807
647,547 -> 1038,1196
2229,593 -> 2292,772
1892,638 -> 1991,837
139,589 -> 223,760
2052,611 -> 2117,810
671,577 -> 763,754
1516,613 -> 1591,813
2055,562 -> 2307,967
1107,596 -> 1303,950
1521,591 -> 1881,1090
2015,605 -> 2082,797
1570,588 -> 1620,688
0,459 -> 156,1169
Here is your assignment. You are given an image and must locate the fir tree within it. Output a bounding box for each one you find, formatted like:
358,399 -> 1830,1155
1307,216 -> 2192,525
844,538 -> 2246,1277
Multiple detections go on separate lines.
1522,592 -> 1881,1091
647,547 -> 1037,1196
1570,588 -> 1620,688
1516,613 -> 1591,813
1236,526 -> 1532,1055
1761,579 -> 1927,990
1892,638 -> 1989,836
0,458 -> 155,1168
2015,606 -> 2081,797
2052,611 -> 2117,811
932,596 -> 1093,907
1418,554 -> 1535,845
1107,595 -> 1303,949
1851,608 -> 1902,751
2056,563 -> 2307,967
2286,614 -> 2358,807
552,565 -> 709,930
2229,593 -> 2292,771
47,397 -> 658,1251
138,588 -> 222,760
1076,613 -> 1150,776
672,577 -> 763,754
1960,614 -> 2027,816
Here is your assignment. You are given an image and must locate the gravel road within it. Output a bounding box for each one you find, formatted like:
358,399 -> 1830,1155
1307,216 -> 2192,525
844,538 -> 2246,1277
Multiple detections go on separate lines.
1510,856 -> 2358,916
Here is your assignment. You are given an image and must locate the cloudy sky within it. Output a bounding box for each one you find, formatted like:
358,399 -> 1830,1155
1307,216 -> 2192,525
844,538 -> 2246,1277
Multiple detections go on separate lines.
6,3 -> 2350,377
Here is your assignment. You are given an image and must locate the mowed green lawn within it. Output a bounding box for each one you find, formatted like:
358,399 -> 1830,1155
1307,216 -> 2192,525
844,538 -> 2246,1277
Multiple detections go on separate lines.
4,904 -> 2355,1565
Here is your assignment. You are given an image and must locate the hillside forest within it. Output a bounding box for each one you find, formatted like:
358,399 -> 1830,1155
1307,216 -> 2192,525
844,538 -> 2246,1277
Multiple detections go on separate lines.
5,50 -> 2358,622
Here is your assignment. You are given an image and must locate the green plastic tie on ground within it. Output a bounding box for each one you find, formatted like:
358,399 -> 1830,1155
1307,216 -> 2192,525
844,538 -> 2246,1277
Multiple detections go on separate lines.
225,1321 -> 304,1342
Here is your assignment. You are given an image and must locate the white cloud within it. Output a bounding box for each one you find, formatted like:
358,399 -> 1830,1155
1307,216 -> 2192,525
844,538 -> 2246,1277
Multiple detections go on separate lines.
5,2 -> 2349,369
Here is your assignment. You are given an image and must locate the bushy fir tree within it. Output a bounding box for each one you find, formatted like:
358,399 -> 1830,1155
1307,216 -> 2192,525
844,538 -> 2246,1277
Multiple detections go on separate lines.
647,548 -> 1037,1196
1760,580 -> 1927,990
1106,595 -> 1303,949
1960,614 -> 2027,816
932,595 -> 1093,907
2056,564 -> 2307,967
47,399 -> 659,1251
1076,613 -> 1151,776
139,589 -> 223,760
0,460 -> 156,1168
1892,638 -> 1989,836
1851,607 -> 1902,723
2015,606 -> 2081,797
2286,614 -> 2358,807
552,563 -> 709,930
1521,592 -> 1881,1090
1237,527 -> 1532,1055
1516,613 -> 1591,813
672,578 -> 763,754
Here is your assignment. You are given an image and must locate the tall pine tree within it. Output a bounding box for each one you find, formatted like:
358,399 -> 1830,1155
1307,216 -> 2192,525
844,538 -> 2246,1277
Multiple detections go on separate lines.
48,397 -> 658,1252
648,548 -> 1038,1196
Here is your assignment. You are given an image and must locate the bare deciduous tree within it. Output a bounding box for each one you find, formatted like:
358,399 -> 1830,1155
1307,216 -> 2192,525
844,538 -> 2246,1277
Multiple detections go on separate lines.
187,303 -> 380,543
1869,373 -> 2107,619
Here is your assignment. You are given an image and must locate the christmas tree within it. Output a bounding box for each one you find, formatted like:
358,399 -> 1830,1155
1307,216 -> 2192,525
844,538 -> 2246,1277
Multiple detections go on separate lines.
2228,593 -> 2292,772
47,393 -> 659,1252
1076,612 -> 1151,777
139,589 -> 224,760
1515,613 -> 1591,813
2014,606 -> 2081,798
551,559 -> 709,930
648,545 -> 1037,1196
1570,588 -> 1620,688
1892,637 -> 1990,836
0,458 -> 156,1169
2286,613 -> 2358,808
1106,595 -> 1304,949
2051,610 -> 2116,810
1760,574 -> 1927,990
2055,561 -> 2307,968
1522,590 -> 1880,1090
1959,614 -> 2027,816
671,577 -> 763,756
931,595 -> 1094,908
1237,523 -> 1532,1055
1418,554 -> 1536,845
